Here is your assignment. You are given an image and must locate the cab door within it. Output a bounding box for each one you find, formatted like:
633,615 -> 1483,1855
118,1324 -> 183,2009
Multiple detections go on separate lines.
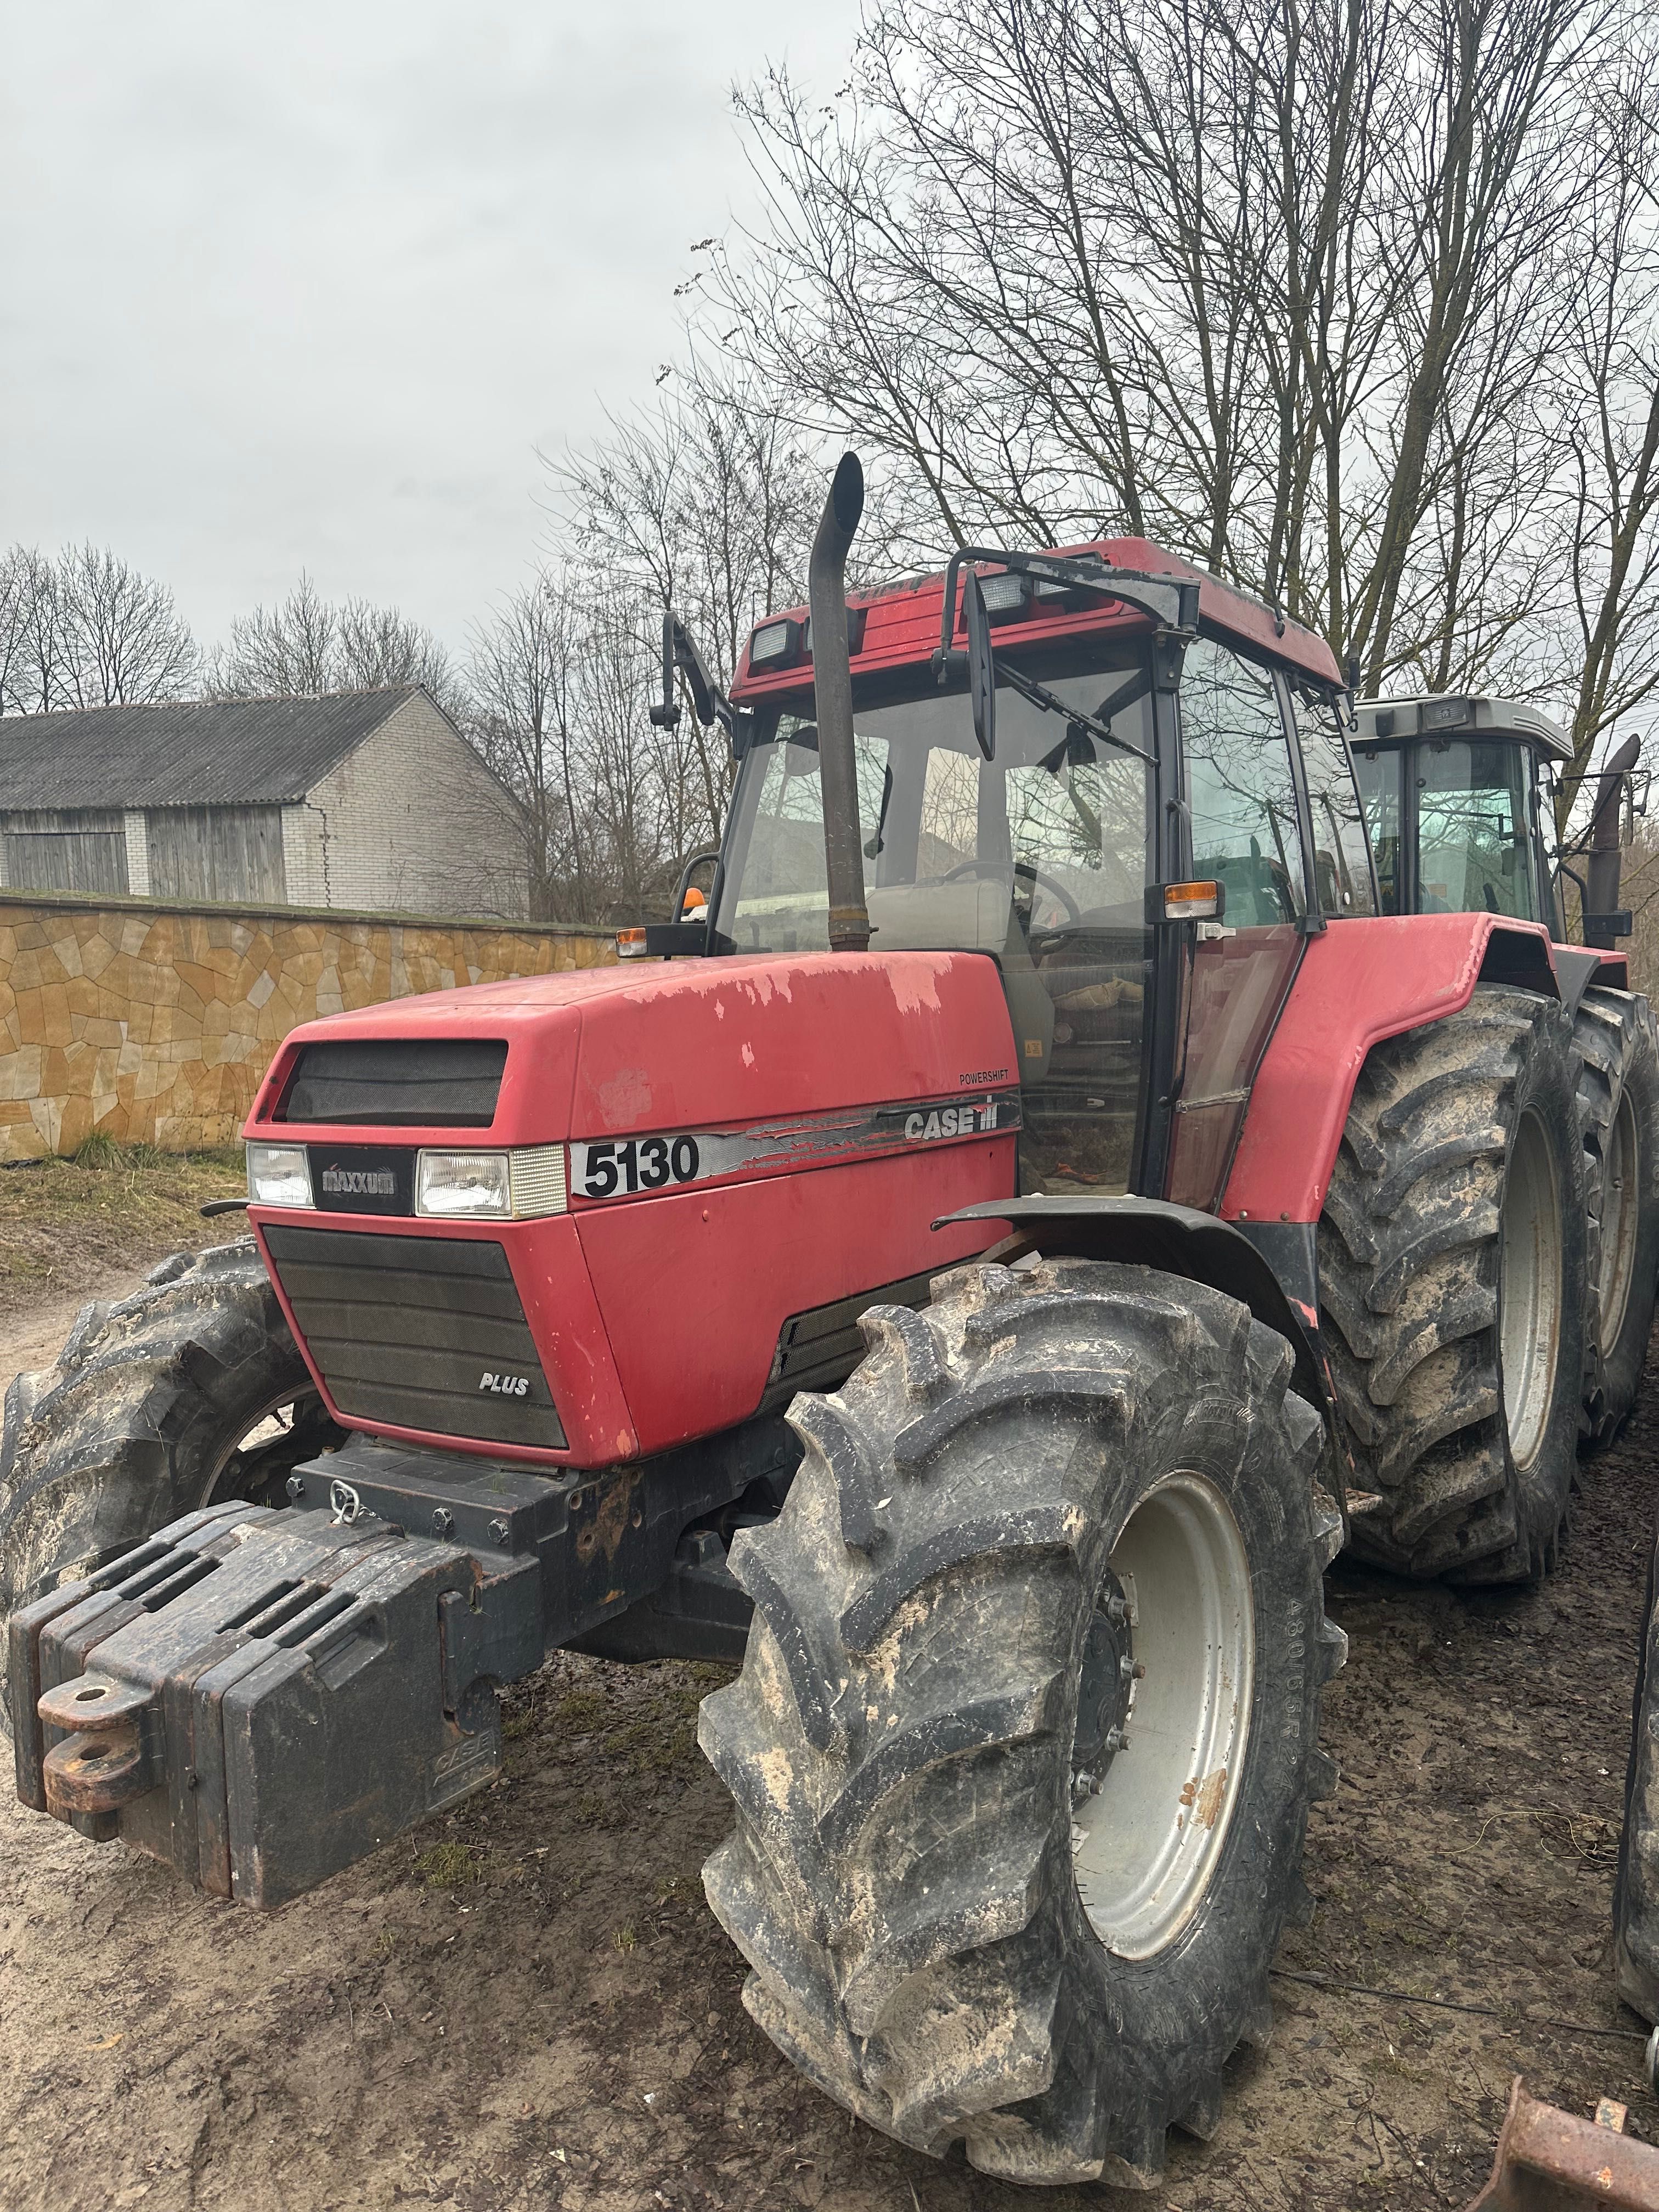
1165,637 -> 1310,1210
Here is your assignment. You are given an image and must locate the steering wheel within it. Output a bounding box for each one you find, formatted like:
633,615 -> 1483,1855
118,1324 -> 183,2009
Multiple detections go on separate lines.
941,857 -> 1082,932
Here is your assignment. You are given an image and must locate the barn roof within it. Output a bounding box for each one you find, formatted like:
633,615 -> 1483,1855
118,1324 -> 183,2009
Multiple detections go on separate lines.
0,687 -> 433,810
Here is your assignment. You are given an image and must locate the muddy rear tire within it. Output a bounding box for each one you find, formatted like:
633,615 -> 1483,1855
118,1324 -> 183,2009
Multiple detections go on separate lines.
0,1241 -> 330,1637
1575,987 -> 1659,1448
1318,985 -> 1588,1583
699,1257 -> 1345,2187
1616,1536 -> 1659,2021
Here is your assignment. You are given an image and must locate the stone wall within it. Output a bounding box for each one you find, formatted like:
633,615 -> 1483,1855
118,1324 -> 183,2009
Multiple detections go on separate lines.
0,890 -> 617,1161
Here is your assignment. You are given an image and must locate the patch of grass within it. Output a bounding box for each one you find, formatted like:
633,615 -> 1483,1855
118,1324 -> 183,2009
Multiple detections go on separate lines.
613,1923 -> 637,1953
73,1133 -> 172,1171
0,1145 -> 246,1307
636,1723 -> 698,1774
575,1790 -> 607,1825
502,1708 -> 538,1741
553,1687 -> 608,1734
414,1841 -> 482,1889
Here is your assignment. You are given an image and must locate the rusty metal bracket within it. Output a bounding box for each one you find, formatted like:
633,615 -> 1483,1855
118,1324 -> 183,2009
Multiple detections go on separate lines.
1466,2078 -> 1659,2209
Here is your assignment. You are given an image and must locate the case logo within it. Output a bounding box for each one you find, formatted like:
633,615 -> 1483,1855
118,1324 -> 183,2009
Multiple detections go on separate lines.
904,1100 -> 1002,1141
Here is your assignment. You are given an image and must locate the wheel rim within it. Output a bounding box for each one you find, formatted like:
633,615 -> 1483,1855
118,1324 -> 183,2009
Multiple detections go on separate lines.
1499,1106 -> 1564,1469
205,1386 -> 337,1509
1599,1088 -> 1641,1352
1071,1471 -> 1254,1962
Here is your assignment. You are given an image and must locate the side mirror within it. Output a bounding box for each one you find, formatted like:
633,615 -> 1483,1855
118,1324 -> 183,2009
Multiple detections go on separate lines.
648,612 -> 680,730
964,568 -> 996,761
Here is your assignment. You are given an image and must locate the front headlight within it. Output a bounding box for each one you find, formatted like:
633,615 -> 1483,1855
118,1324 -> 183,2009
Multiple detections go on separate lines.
414,1145 -> 568,1220
416,1150 -> 511,1218
247,1142 -> 313,1208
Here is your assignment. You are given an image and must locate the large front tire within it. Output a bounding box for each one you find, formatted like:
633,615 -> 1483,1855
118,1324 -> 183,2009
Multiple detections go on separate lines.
699,1257 -> 1344,2187
0,1241 -> 330,1633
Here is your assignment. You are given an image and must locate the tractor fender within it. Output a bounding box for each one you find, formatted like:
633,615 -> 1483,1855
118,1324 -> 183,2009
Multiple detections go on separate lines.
1222,913 -> 1578,1225
933,1194 -> 1328,1421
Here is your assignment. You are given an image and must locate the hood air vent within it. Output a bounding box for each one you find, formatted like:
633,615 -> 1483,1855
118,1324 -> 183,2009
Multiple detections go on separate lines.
281,1039 -> 507,1127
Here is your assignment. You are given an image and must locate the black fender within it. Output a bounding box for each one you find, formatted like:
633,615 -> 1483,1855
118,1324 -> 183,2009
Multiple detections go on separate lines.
1481,929 -> 1629,1019
936,1195 -> 1347,1523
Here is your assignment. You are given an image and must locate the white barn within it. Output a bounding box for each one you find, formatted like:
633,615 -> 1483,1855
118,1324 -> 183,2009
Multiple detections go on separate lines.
0,687 -> 527,919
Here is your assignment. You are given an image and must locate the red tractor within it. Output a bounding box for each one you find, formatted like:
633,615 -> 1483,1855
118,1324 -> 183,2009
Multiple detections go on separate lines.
1350,691 -> 1659,1468
3,458 -> 1647,2188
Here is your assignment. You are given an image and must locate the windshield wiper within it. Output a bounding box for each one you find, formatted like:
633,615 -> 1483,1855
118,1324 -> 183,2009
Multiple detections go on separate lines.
1005,662 -> 1155,766
864,762 -> 894,859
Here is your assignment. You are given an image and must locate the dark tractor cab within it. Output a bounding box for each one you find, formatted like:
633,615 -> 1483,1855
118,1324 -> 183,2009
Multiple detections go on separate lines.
1351,694 -> 1571,934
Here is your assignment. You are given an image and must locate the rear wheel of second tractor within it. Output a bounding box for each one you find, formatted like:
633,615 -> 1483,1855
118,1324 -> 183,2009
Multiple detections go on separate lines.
1319,983 -> 1588,1583
699,1256 -> 1345,2187
1573,986 -> 1659,1449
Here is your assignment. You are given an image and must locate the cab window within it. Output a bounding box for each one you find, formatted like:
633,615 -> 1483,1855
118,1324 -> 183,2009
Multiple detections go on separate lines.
1416,741 -> 1537,920
1353,748 -> 1404,913
1291,690 -> 1377,916
1179,637 -> 1305,924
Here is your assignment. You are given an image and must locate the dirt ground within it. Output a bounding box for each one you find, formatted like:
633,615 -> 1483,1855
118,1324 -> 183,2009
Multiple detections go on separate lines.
2,1177 -> 1657,2209
0,1147 -> 244,1330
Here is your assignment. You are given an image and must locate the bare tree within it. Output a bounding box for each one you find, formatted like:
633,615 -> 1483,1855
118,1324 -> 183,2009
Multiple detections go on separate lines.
0,549 -> 33,716
55,543 -> 202,706
219,573 -> 462,718
0,542 -> 199,712
469,573 -> 588,922
1537,50 -> 1659,831
715,0 -> 1643,695
553,356 -> 822,850
219,573 -> 338,697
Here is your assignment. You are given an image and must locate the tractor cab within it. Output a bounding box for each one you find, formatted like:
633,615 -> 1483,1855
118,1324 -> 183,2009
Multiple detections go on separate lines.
669,537 -> 1376,1211
1350,695 -> 1570,930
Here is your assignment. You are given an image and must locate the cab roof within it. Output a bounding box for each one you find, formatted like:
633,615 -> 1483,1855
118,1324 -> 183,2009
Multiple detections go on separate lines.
1353,694 -> 1573,762
730,535 -> 1344,704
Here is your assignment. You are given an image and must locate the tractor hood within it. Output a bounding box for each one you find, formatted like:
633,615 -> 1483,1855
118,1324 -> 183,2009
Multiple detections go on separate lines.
240,951 -> 1020,1470
246,950 -> 1016,1149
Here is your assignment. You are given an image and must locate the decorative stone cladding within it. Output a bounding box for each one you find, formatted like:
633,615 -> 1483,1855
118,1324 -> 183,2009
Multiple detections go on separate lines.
0,890 -> 616,1161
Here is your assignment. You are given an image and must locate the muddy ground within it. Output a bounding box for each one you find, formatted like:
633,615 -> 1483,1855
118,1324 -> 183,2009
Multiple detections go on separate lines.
1,1191 -> 1656,2209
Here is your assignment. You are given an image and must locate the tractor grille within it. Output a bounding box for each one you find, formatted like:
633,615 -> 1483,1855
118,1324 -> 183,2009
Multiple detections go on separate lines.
262,1223 -> 566,1451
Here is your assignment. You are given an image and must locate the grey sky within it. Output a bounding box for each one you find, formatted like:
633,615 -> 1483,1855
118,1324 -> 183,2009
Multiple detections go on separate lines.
0,1 -> 862,658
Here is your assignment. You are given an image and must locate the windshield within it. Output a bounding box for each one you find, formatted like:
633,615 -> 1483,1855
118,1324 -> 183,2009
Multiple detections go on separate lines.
713,652 -> 1156,1195
715,657 -> 1154,957
1353,739 -> 1538,918
1416,741 -> 1537,919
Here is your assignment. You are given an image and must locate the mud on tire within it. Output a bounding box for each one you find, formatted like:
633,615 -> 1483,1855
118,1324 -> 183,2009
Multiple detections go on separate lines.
699,1256 -> 1345,2188
0,1240 -> 331,1638
1319,984 -> 1588,1584
1616,1538 -> 1659,2023
1574,986 -> 1659,1449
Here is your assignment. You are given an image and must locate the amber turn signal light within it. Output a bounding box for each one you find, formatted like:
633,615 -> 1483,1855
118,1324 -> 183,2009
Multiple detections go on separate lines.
616,928 -> 649,960
1146,879 -> 1226,922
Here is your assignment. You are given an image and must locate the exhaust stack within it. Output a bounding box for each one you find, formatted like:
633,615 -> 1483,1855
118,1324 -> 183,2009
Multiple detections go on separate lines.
809,452 -> 870,953
1586,731 -> 1641,950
